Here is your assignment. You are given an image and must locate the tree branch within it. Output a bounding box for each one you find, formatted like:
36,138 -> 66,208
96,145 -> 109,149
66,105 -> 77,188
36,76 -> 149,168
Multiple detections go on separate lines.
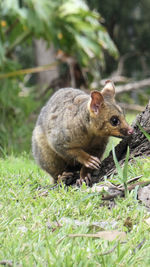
115,78 -> 150,94
118,102 -> 145,112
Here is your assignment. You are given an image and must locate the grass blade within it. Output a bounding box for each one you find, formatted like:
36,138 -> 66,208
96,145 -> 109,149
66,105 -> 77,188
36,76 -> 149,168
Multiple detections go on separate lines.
112,146 -> 123,179
123,146 -> 130,183
137,123 -> 150,141
123,146 -> 130,196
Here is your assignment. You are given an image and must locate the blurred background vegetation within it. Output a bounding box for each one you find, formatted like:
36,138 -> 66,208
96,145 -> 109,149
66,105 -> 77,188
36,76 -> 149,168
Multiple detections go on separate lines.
0,0 -> 150,156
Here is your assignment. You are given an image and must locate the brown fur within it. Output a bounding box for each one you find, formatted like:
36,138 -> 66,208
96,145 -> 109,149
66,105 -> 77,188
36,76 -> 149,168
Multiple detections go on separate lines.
32,81 -> 133,183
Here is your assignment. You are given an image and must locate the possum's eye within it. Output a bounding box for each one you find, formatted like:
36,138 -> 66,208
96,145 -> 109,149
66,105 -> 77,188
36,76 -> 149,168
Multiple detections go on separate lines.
110,116 -> 120,126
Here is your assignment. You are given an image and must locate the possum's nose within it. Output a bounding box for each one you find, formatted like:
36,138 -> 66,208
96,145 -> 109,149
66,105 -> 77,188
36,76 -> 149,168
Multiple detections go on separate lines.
128,127 -> 134,135
120,126 -> 134,136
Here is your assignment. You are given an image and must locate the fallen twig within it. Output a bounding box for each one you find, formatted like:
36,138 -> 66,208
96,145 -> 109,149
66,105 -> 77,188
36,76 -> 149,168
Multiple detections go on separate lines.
106,181 -> 124,191
118,175 -> 143,189
125,180 -> 150,191
126,175 -> 143,184
99,244 -> 118,256
102,180 -> 150,200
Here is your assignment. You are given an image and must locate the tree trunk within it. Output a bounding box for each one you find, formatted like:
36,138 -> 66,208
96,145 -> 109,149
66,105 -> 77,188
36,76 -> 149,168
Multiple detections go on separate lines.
66,101 -> 150,185
34,39 -> 59,91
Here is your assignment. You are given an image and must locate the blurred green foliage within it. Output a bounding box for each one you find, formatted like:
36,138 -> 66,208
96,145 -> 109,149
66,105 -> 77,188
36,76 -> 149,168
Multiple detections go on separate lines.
0,0 -> 118,66
0,77 -> 38,154
0,0 -> 118,155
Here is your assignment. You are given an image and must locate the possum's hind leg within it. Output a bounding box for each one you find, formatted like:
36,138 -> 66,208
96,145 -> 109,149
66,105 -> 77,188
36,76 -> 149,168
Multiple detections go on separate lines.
32,126 -> 67,183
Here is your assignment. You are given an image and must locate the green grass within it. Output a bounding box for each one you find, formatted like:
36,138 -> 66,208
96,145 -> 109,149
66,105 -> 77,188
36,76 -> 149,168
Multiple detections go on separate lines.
0,154 -> 150,266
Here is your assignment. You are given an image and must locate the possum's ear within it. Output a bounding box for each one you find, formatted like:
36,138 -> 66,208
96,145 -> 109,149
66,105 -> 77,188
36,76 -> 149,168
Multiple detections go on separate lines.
89,91 -> 104,115
101,80 -> 115,99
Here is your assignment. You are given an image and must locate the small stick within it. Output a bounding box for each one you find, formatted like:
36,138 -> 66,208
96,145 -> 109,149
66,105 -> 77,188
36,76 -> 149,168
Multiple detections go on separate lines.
106,181 -> 124,191
99,244 -> 118,256
127,175 -> 143,184
118,175 -> 143,189
102,180 -> 150,200
127,181 -> 150,191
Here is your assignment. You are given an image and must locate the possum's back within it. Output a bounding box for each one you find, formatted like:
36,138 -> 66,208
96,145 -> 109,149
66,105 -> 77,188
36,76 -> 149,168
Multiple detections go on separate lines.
37,88 -> 89,133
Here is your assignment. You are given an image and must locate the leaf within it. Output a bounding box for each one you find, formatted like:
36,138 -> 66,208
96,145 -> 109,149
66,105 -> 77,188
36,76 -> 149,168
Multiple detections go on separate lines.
98,30 -> 118,58
68,231 -> 126,241
2,0 -> 118,71
75,35 -> 102,58
60,0 -> 89,16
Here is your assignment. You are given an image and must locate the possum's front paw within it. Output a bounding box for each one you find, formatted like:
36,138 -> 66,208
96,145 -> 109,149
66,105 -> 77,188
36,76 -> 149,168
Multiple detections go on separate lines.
83,155 -> 101,170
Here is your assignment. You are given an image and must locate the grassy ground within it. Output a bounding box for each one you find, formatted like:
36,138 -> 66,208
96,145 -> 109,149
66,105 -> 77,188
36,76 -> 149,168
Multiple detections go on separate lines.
0,153 -> 150,267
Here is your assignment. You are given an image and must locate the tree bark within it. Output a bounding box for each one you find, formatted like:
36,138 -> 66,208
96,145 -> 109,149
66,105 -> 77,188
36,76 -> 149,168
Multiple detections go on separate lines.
34,39 -> 59,91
